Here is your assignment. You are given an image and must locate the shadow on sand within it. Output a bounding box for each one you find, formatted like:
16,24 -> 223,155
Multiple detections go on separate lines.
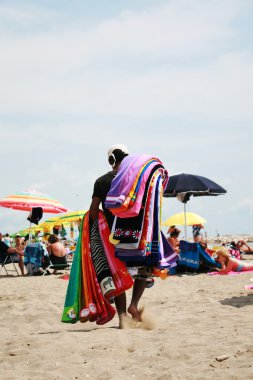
219,294 -> 253,308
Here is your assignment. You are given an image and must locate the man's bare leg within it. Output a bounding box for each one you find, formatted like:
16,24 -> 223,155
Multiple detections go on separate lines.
114,292 -> 127,328
128,279 -> 146,321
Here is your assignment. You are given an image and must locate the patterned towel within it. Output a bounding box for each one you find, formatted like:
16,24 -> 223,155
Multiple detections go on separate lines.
62,211 -> 133,325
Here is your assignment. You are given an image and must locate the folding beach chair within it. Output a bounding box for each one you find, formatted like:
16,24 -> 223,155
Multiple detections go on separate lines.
24,242 -> 48,276
42,257 -> 71,276
178,240 -> 221,271
178,240 -> 200,270
0,253 -> 20,276
198,244 -> 221,269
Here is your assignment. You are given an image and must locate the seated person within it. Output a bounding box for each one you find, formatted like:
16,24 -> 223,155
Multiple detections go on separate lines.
0,232 -> 25,275
3,233 -> 11,247
167,226 -> 181,254
60,238 -> 71,258
47,234 -> 68,274
214,247 -> 253,274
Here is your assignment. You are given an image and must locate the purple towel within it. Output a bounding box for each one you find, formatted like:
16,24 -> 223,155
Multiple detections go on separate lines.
105,154 -> 164,208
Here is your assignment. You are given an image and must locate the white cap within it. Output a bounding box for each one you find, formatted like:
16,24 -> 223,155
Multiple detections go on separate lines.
107,144 -> 129,158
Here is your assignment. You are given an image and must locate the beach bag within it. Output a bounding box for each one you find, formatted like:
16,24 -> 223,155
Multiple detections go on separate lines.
26,263 -> 42,276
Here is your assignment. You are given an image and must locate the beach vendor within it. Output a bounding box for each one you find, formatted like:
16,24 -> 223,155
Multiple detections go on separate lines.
90,144 -> 148,324
62,144 -> 177,328
214,247 -> 253,274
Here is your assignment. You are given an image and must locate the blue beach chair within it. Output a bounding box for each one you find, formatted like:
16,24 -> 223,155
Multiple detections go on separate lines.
178,240 -> 221,271
24,242 -> 48,275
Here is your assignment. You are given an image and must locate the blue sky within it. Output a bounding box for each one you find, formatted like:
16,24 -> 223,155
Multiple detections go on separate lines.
0,0 -> 252,238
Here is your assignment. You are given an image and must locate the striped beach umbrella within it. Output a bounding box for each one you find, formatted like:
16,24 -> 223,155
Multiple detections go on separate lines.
0,190 -> 68,214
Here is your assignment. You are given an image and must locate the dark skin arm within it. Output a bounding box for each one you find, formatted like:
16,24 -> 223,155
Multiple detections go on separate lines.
89,163 -> 120,223
89,197 -> 101,223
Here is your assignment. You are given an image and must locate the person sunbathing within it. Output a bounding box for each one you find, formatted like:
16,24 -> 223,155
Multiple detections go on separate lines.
235,240 -> 253,254
214,247 -> 253,274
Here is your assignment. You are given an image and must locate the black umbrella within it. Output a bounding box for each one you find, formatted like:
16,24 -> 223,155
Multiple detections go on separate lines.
163,173 -> 227,239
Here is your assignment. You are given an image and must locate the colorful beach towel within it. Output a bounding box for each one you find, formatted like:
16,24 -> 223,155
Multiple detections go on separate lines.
105,154 -> 168,211
104,154 -> 160,209
90,219 -> 116,300
244,284 -> 253,290
207,270 -> 253,276
105,154 -> 176,270
62,211 -> 133,325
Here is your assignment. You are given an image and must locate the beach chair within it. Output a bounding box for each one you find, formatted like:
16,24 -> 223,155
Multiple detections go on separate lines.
42,257 -> 71,276
178,240 -> 200,269
24,242 -> 48,276
178,240 -> 221,271
198,243 -> 221,269
0,253 -> 20,276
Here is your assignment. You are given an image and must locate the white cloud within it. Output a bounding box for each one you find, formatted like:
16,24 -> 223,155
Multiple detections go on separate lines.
0,0 -> 252,236
0,0 -> 240,63
0,4 -> 56,24
1,51 -> 253,119
0,0 -> 252,119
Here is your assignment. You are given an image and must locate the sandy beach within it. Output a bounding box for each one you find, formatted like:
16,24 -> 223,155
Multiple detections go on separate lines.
1,268 -> 253,380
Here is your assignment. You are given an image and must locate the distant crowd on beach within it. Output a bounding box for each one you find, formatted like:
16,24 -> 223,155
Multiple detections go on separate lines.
166,223 -> 253,275
1,223 -> 253,278
0,231 -> 76,276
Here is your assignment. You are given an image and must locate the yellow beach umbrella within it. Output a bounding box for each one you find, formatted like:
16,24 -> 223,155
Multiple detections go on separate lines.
16,228 -> 32,236
16,221 -> 49,236
163,212 -> 206,227
43,215 -> 62,225
57,210 -> 87,224
41,216 -> 62,235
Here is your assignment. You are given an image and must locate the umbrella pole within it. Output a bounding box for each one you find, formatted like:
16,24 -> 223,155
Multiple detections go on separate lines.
29,220 -> 32,243
184,203 -> 187,241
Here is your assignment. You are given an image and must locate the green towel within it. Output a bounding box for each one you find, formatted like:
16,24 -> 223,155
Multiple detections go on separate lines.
61,218 -> 84,323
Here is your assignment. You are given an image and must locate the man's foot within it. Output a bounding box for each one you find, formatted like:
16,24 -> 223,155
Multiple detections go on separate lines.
118,314 -> 137,329
127,305 -> 144,322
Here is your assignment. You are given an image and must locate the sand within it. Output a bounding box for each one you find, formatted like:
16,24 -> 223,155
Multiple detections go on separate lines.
1,268 -> 253,380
